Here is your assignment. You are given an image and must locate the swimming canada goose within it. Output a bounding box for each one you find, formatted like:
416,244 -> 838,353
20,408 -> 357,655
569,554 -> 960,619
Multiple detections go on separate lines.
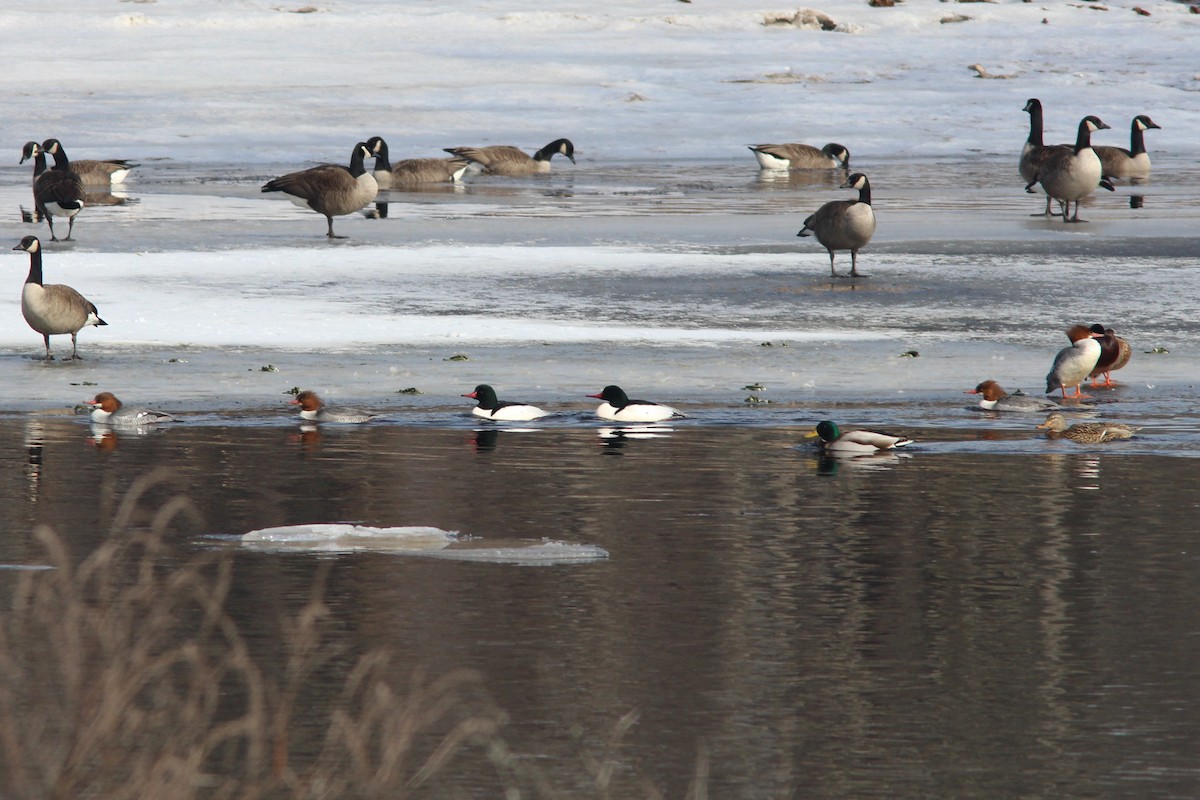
1019,99 -> 1065,216
443,138 -> 575,175
748,142 -> 849,170
12,235 -> 107,360
1045,324 -> 1102,399
41,138 -> 136,186
261,142 -> 379,238
28,142 -> 85,242
797,172 -> 876,278
365,136 -> 470,189
1093,114 -> 1160,180
1027,115 -> 1109,223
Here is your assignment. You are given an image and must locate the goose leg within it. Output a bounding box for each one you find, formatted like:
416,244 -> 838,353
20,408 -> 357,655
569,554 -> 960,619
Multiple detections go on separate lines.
69,332 -> 81,360
41,334 -> 54,361
325,216 -> 346,239
827,251 -> 839,278
46,215 -> 59,242
64,216 -> 76,241
849,250 -> 866,278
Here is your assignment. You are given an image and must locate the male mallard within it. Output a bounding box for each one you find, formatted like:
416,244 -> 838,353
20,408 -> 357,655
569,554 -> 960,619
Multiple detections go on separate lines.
805,420 -> 913,454
1037,413 -> 1138,443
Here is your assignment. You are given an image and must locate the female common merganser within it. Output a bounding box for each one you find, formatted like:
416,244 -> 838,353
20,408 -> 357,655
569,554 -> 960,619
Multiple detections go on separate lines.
1094,115 -> 1160,180
1037,413 -> 1138,443
462,384 -> 549,421
41,138 -> 137,187
748,142 -> 849,171
588,385 -> 684,423
1045,325 -> 1103,399
86,392 -> 175,427
261,142 -> 378,239
288,390 -> 375,423
966,380 -> 1065,412
443,139 -> 575,176
13,236 -> 107,360
366,136 -> 469,189
805,420 -> 913,454
797,172 -> 876,278
1026,115 -> 1109,223
1087,324 -> 1131,387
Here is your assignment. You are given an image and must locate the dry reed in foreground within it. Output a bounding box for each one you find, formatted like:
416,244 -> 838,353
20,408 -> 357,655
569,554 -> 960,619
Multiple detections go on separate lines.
0,470 -> 709,799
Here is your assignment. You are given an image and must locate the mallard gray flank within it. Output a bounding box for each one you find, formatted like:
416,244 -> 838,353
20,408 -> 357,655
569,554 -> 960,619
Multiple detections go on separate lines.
261,142 -> 378,239
366,137 -> 469,189
443,138 -> 574,176
12,236 -> 106,360
1093,114 -> 1160,180
1027,115 -> 1109,223
797,172 -> 876,278
748,142 -> 849,170
805,420 -> 913,454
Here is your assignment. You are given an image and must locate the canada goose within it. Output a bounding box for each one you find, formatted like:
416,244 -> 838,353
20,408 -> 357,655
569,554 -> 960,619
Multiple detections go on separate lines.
1019,98 -> 1065,216
462,384 -> 549,421
28,142 -> 85,242
287,390 -> 376,423
85,392 -> 176,427
40,138 -> 136,186
1094,114 -> 1160,180
1045,324 -> 1102,399
1037,413 -> 1138,443
12,235 -> 107,360
804,420 -> 913,454
747,142 -> 849,170
587,385 -> 684,422
261,142 -> 379,239
797,172 -> 876,278
366,136 -> 470,189
1027,115 -> 1109,223
443,138 -> 575,176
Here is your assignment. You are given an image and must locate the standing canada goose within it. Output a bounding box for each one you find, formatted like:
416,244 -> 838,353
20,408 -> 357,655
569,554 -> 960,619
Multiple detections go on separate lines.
1045,324 -> 1102,399
12,236 -> 107,360
443,138 -> 575,176
261,142 -> 379,239
1019,99 -> 1065,217
797,172 -> 876,278
366,136 -> 470,189
41,138 -> 136,186
1027,115 -> 1109,223
747,142 -> 849,170
28,141 -> 85,241
1093,115 -> 1160,180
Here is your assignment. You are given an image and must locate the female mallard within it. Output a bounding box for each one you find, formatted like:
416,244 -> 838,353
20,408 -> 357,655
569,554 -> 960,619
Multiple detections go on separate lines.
805,420 -> 912,454
1037,413 -> 1138,443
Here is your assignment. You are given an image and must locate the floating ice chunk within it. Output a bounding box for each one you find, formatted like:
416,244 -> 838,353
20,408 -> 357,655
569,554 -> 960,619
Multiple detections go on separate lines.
240,524 -> 457,553
414,540 -> 610,566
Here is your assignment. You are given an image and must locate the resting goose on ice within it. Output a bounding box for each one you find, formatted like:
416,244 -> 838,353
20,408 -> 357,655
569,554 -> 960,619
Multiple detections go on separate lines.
261,142 -> 378,238
12,235 -> 106,360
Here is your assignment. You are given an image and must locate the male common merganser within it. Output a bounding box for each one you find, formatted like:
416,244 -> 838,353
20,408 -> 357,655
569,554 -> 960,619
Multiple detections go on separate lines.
1037,413 -> 1139,443
1026,115 -> 1109,223
86,392 -> 176,427
462,384 -> 549,421
443,139 -> 575,176
748,142 -> 849,171
797,172 -> 876,278
1087,324 -> 1131,387
1045,325 -> 1103,399
588,385 -> 684,423
30,140 -> 85,241
261,142 -> 378,239
13,236 -> 107,360
1094,115 -> 1160,180
805,420 -> 913,454
366,136 -> 469,189
966,380 -> 1065,412
42,138 -> 137,187
288,390 -> 375,423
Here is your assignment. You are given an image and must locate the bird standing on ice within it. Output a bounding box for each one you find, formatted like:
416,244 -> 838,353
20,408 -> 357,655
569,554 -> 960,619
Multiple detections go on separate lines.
1045,325 -> 1103,399
12,235 -> 106,360
797,172 -> 876,278
261,142 -> 378,239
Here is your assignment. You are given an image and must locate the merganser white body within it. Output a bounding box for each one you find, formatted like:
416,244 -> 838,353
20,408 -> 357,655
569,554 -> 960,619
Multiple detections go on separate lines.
288,390 -> 375,423
86,392 -> 175,427
463,384 -> 549,421
588,385 -> 684,423
1045,325 -> 1103,399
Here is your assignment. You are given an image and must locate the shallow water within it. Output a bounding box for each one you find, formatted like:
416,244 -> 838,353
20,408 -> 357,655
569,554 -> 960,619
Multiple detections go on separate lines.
3,417 -> 1200,796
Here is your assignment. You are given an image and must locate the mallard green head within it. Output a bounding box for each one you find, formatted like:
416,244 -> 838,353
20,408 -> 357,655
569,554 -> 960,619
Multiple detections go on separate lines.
805,420 -> 840,442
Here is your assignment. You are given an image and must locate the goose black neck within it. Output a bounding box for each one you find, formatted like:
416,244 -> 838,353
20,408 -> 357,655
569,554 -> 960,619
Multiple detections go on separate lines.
31,152 -> 47,177
534,139 -> 568,163
1027,103 -> 1044,147
25,249 -> 43,286
1129,120 -> 1147,156
47,149 -> 70,171
348,146 -> 367,177
856,181 -> 872,205
372,139 -> 391,170
1073,121 -> 1094,154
